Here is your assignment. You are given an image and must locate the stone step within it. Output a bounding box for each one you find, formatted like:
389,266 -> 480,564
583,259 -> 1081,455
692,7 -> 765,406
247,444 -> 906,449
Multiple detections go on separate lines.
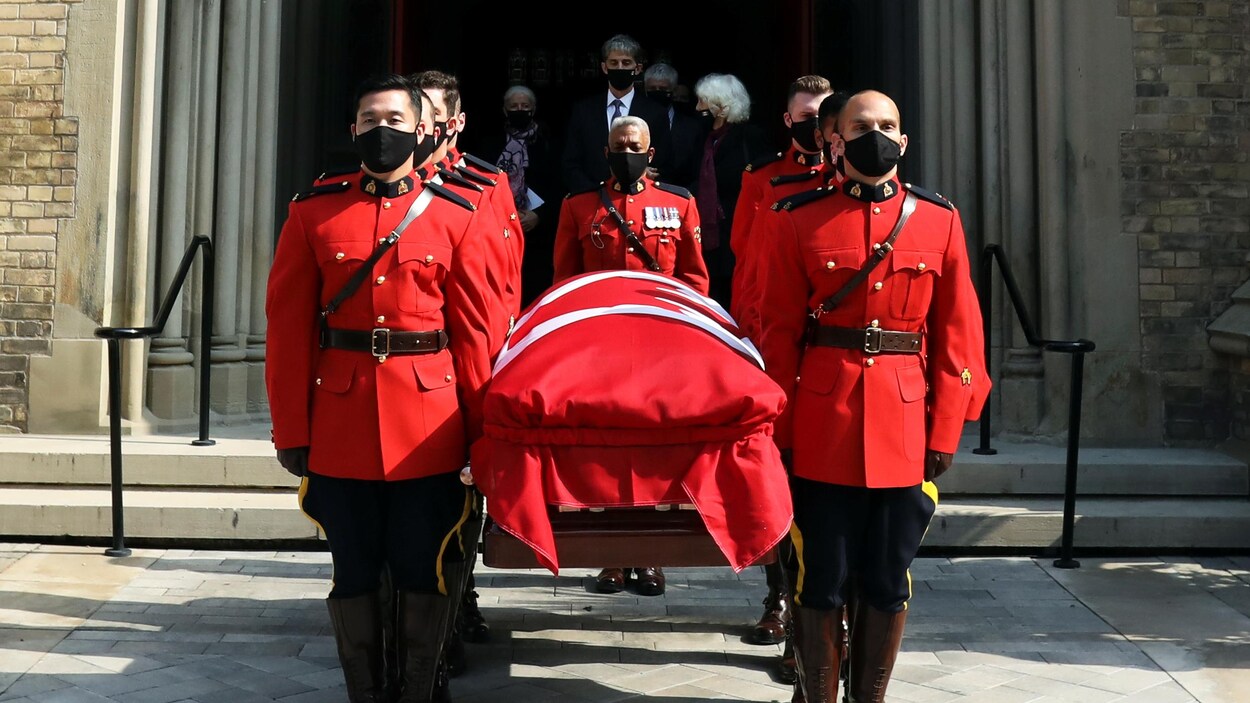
1,485 -> 1247,552
0,432 -> 1245,496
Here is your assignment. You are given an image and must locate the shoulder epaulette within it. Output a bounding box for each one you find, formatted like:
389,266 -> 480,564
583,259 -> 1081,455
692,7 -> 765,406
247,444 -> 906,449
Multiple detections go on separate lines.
770,170 -> 821,186
744,151 -> 784,173
454,164 -> 497,187
437,167 -> 484,192
462,152 -> 503,175
903,183 -> 955,211
654,182 -> 692,199
426,181 -> 476,212
770,185 -> 837,212
315,165 -> 359,182
291,180 -> 351,202
565,182 -> 603,199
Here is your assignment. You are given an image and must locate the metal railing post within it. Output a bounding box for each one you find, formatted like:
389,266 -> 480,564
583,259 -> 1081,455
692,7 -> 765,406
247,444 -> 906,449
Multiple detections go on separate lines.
103,338 -> 131,558
95,235 -> 217,556
1053,350 -> 1087,569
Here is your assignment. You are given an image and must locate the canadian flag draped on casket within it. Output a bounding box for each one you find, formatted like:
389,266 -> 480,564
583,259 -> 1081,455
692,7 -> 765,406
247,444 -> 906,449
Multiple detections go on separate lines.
470,270 -> 793,574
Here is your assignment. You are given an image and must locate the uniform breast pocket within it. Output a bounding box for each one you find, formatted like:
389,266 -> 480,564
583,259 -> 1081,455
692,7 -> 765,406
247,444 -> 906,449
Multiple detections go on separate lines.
888,250 -> 943,321
394,240 -> 453,312
316,240 -> 374,296
805,246 -> 861,293
641,230 -> 679,273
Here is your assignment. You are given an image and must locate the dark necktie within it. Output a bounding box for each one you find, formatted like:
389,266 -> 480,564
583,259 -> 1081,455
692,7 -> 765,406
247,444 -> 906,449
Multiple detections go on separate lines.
610,98 -> 624,123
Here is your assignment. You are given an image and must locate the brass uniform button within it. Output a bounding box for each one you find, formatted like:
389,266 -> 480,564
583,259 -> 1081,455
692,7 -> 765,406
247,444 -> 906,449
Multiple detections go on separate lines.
383,201 -> 392,209
873,242 -> 882,251
335,252 -> 345,260
376,315 -> 385,324
375,276 -> 385,285
627,247 -> 635,253
870,319 -> 879,328
628,198 -> 635,203
826,261 -> 835,269
425,254 -> 434,263
917,262 -> 927,271
866,358 -> 875,367
315,378 -> 322,385
444,374 -> 452,383
872,207 -> 881,215
874,282 -> 883,291
503,228 -> 510,239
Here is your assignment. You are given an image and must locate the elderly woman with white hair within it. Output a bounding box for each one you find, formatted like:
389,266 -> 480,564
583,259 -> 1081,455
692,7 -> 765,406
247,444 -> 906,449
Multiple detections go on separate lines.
691,73 -> 771,308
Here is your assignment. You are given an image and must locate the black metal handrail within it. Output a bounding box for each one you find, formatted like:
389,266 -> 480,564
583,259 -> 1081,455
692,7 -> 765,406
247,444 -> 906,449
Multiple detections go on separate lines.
94,235 -> 216,557
976,243 -> 1095,569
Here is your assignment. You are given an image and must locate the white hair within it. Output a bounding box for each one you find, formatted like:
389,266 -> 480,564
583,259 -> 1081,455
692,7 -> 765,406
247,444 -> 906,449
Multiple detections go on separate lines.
610,115 -> 651,141
695,73 -> 751,124
644,63 -> 678,86
503,85 -> 536,107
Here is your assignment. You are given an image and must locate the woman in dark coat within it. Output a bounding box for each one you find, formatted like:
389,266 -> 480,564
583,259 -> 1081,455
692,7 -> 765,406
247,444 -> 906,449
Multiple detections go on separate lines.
690,73 -> 773,309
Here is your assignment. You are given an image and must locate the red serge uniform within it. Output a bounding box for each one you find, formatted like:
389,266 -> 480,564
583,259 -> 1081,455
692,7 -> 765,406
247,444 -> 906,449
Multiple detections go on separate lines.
553,176 -> 709,295
265,170 -> 499,481
757,178 -> 989,488
451,149 -> 524,325
730,147 -> 826,336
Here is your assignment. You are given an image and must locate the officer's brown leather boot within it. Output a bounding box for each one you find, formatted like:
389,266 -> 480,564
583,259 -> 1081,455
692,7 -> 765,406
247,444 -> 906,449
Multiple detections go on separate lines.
395,563 -> 462,703
791,605 -> 842,703
326,594 -> 387,703
847,604 -> 907,703
752,559 -> 790,645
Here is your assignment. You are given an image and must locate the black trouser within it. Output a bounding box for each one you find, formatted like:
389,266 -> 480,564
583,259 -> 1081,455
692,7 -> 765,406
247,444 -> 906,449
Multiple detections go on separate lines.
300,471 -> 471,598
787,478 -> 937,613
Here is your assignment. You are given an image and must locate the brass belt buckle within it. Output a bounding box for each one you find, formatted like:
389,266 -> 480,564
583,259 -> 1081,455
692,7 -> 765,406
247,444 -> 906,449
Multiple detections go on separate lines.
863,326 -> 883,354
371,328 -> 391,360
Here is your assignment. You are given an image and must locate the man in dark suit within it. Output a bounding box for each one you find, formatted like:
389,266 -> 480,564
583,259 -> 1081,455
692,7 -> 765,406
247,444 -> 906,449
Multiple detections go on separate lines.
644,62 -> 706,190
561,34 -> 672,194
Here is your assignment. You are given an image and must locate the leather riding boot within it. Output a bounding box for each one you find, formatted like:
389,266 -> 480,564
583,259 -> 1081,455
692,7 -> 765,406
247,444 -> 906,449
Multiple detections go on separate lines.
778,634 -> 798,684
847,604 -> 907,703
753,558 -> 790,645
326,594 -> 387,703
461,572 -> 491,642
394,580 -> 458,703
791,605 -> 842,703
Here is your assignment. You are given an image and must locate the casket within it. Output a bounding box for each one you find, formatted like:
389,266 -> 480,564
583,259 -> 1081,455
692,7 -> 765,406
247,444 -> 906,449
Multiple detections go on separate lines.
471,271 -> 793,574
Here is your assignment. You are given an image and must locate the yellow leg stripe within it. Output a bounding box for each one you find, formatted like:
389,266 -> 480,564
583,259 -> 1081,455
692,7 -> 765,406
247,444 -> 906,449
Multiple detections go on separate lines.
788,521 -> 806,607
904,569 -> 912,611
434,488 -> 474,596
296,477 -> 333,589
922,480 -> 939,507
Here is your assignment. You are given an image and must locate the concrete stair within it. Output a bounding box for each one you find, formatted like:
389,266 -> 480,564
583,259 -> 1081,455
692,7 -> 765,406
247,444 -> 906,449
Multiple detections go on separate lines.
0,427 -> 1246,551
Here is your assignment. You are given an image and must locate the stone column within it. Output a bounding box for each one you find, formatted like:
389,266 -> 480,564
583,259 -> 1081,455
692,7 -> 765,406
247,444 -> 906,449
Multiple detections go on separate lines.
191,0 -> 222,422
208,0 -> 253,415
146,1 -> 197,419
247,0 -> 281,416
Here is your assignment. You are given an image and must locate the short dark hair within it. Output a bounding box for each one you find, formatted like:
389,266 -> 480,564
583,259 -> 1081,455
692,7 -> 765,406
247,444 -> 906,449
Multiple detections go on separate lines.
788,75 -> 832,104
412,70 -> 461,115
818,91 -> 851,130
352,73 -> 422,120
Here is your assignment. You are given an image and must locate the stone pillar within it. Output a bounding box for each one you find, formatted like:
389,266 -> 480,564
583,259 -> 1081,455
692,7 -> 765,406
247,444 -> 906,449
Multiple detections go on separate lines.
247,0 -> 281,416
146,0 -> 196,419
208,0 -> 253,415
917,0 -> 1147,442
190,0 -> 222,423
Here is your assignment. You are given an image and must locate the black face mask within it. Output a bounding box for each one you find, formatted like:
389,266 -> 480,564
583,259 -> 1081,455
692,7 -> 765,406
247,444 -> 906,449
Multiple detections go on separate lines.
789,117 -> 820,153
432,120 -> 449,147
697,109 -> 715,129
840,130 -> 902,177
506,109 -> 533,130
606,151 -> 650,185
606,68 -> 636,91
412,131 -> 436,166
355,125 -> 417,174
646,90 -> 673,108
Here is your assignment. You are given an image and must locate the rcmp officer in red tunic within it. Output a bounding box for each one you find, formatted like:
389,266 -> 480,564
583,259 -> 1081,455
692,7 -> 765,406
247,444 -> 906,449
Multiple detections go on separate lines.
554,115 -> 709,294
266,74 -> 502,703
552,115 -> 709,597
757,90 -> 989,703
730,76 -> 832,332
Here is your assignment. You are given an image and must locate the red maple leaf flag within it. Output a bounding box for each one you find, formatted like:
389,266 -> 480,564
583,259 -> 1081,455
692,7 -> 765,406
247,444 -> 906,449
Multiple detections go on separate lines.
471,271 -> 793,574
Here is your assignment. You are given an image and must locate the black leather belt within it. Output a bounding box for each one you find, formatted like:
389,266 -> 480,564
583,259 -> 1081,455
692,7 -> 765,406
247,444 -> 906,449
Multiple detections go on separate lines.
320,327 -> 449,358
808,325 -> 921,354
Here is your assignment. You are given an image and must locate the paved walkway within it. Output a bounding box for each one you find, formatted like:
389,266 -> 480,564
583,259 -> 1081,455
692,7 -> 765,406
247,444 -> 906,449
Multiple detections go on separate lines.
0,544 -> 1247,702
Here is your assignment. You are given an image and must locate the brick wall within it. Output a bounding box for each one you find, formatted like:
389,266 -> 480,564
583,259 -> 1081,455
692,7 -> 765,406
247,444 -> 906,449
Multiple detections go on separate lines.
0,0 -> 78,432
1121,0 -> 1250,442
